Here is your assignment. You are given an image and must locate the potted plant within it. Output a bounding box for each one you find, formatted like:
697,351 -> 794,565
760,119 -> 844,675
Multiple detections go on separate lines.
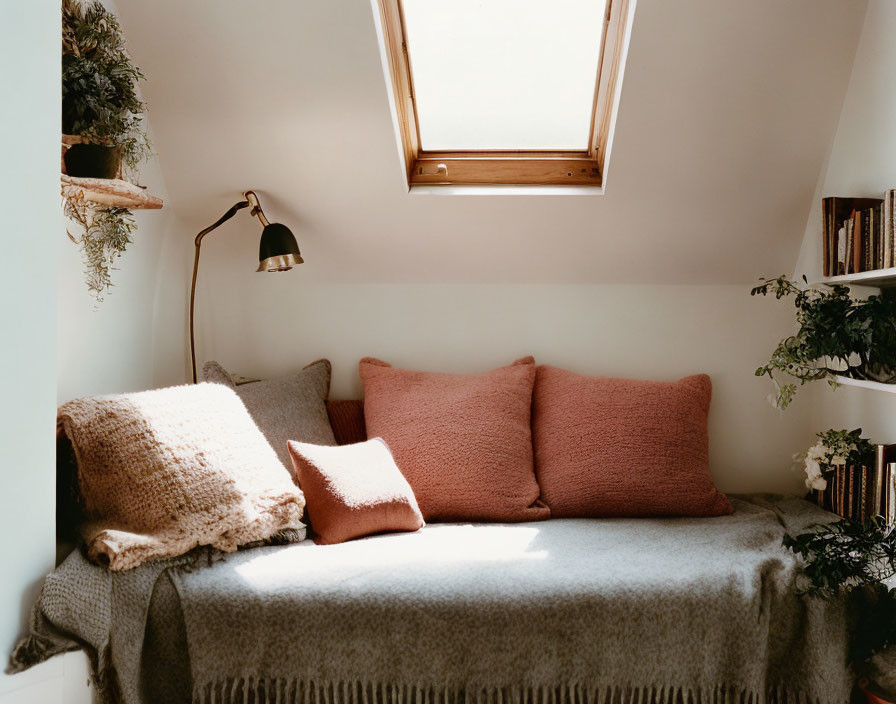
785,518 -> 896,703
62,0 -> 149,179
752,276 -> 896,408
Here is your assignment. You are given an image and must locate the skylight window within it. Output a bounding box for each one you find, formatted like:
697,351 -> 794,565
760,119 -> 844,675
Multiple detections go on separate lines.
402,0 -> 607,151
375,0 -> 634,188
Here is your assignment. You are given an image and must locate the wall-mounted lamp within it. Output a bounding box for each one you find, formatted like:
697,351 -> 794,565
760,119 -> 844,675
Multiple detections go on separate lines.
189,190 -> 303,383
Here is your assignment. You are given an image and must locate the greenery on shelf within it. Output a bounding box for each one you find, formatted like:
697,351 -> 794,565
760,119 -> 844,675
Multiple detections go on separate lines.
784,519 -> 896,665
751,276 -> 896,409
64,200 -> 135,302
62,0 -> 149,173
62,0 -> 150,301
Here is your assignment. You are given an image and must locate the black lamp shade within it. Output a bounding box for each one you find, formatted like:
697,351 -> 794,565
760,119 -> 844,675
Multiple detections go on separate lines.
257,223 -> 303,272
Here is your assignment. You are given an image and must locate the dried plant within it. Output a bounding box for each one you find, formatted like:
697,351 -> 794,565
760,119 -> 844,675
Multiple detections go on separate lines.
64,199 -> 135,302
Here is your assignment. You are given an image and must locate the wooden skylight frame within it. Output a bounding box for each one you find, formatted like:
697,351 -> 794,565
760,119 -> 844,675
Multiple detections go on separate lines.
376,0 -> 632,189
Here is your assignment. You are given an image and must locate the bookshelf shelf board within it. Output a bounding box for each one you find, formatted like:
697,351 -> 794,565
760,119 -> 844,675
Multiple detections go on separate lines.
833,375 -> 896,393
61,174 -> 163,210
821,267 -> 896,288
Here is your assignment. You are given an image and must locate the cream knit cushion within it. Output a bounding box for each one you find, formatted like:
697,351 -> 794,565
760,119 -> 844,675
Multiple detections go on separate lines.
58,383 -> 306,571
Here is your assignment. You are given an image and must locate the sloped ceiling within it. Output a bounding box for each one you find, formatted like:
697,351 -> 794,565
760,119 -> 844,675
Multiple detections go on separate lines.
117,0 -> 865,284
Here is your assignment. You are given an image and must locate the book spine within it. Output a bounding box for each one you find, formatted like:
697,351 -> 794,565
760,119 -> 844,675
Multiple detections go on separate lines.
864,209 -> 873,272
873,451 -> 885,519
823,198 -> 832,277
886,190 -> 896,270
889,462 -> 896,527
854,210 -> 864,274
861,465 -> 868,523
838,464 -> 846,517
847,465 -> 855,520
837,225 -> 847,275
845,218 -> 854,274
875,205 -> 883,270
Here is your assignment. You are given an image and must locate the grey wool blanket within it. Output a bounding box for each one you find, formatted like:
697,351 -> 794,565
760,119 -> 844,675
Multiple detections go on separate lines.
6,496 -> 879,704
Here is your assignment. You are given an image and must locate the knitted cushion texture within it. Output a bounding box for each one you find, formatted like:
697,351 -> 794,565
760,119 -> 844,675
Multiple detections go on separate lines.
326,400 -> 367,446
288,437 -> 424,544
359,356 -> 549,522
203,359 -> 336,474
57,383 -> 306,570
532,367 -> 731,517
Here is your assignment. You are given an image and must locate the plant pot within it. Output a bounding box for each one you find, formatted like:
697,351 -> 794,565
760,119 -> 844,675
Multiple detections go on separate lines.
63,143 -> 122,179
865,366 -> 896,384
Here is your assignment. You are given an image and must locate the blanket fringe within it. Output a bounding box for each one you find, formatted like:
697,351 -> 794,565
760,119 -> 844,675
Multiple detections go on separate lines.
191,681 -> 829,704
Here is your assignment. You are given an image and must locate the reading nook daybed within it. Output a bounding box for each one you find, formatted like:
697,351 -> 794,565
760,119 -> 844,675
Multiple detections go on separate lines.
8,358 -> 893,704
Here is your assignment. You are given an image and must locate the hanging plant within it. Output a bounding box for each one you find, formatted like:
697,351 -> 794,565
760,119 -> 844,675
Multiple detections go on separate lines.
64,199 -> 136,302
61,0 -> 150,301
751,276 -> 896,409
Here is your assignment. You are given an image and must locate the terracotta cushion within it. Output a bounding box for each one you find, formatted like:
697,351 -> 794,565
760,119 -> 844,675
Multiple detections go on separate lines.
532,367 -> 732,518
359,356 -> 549,522
326,400 -> 367,446
287,438 -> 424,544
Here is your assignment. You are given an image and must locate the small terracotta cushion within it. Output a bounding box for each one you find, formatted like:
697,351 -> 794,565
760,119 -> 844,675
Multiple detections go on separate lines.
287,438 -> 424,545
359,356 -> 549,522
532,367 -> 732,518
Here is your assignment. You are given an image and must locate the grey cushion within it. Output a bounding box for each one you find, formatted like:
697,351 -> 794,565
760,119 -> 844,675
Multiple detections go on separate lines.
203,359 -> 337,473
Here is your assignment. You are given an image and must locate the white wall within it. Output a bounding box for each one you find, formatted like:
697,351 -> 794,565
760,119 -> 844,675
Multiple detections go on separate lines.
2,1 -> 188,700
56,3 -> 190,405
196,278 -> 815,494
0,1 -> 63,701
116,0 -> 865,287
792,0 -> 896,444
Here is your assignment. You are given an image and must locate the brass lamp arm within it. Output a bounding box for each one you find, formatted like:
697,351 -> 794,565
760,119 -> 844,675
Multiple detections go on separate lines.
189,200 -> 252,383
244,190 -> 271,228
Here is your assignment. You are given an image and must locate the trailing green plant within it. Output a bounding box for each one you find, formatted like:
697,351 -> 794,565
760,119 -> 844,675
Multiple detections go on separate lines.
62,0 -> 149,174
752,275 -> 896,408
64,200 -> 135,302
784,519 -> 896,664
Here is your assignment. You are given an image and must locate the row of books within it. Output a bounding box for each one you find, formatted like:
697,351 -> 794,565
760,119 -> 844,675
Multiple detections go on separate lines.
815,444 -> 896,524
822,190 -> 896,277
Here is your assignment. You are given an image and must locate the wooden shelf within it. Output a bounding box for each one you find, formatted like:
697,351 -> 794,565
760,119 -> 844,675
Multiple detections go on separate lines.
833,375 -> 896,393
821,267 -> 896,288
61,174 -> 163,210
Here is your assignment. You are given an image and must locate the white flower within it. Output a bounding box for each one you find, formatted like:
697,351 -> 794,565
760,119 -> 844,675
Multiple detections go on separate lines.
806,442 -> 826,461
805,458 -> 822,479
806,474 -> 828,491
830,455 -> 847,466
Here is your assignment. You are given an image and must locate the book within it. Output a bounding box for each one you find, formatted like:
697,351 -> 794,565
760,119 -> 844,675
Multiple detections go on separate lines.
822,197 -> 884,276
863,208 -> 873,272
873,455 -> 885,519
885,189 -> 896,270
844,217 -> 855,274
861,465 -> 868,523
888,462 -> 896,526
836,225 -> 847,275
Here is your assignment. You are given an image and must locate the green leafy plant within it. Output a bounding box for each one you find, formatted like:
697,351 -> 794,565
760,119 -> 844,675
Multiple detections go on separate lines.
64,200 -> 135,302
62,0 -> 149,173
752,276 -> 896,408
784,519 -> 896,664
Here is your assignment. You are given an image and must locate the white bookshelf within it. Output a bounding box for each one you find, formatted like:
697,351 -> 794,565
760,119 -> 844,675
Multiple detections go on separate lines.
821,267 -> 896,288
833,375 -> 896,393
